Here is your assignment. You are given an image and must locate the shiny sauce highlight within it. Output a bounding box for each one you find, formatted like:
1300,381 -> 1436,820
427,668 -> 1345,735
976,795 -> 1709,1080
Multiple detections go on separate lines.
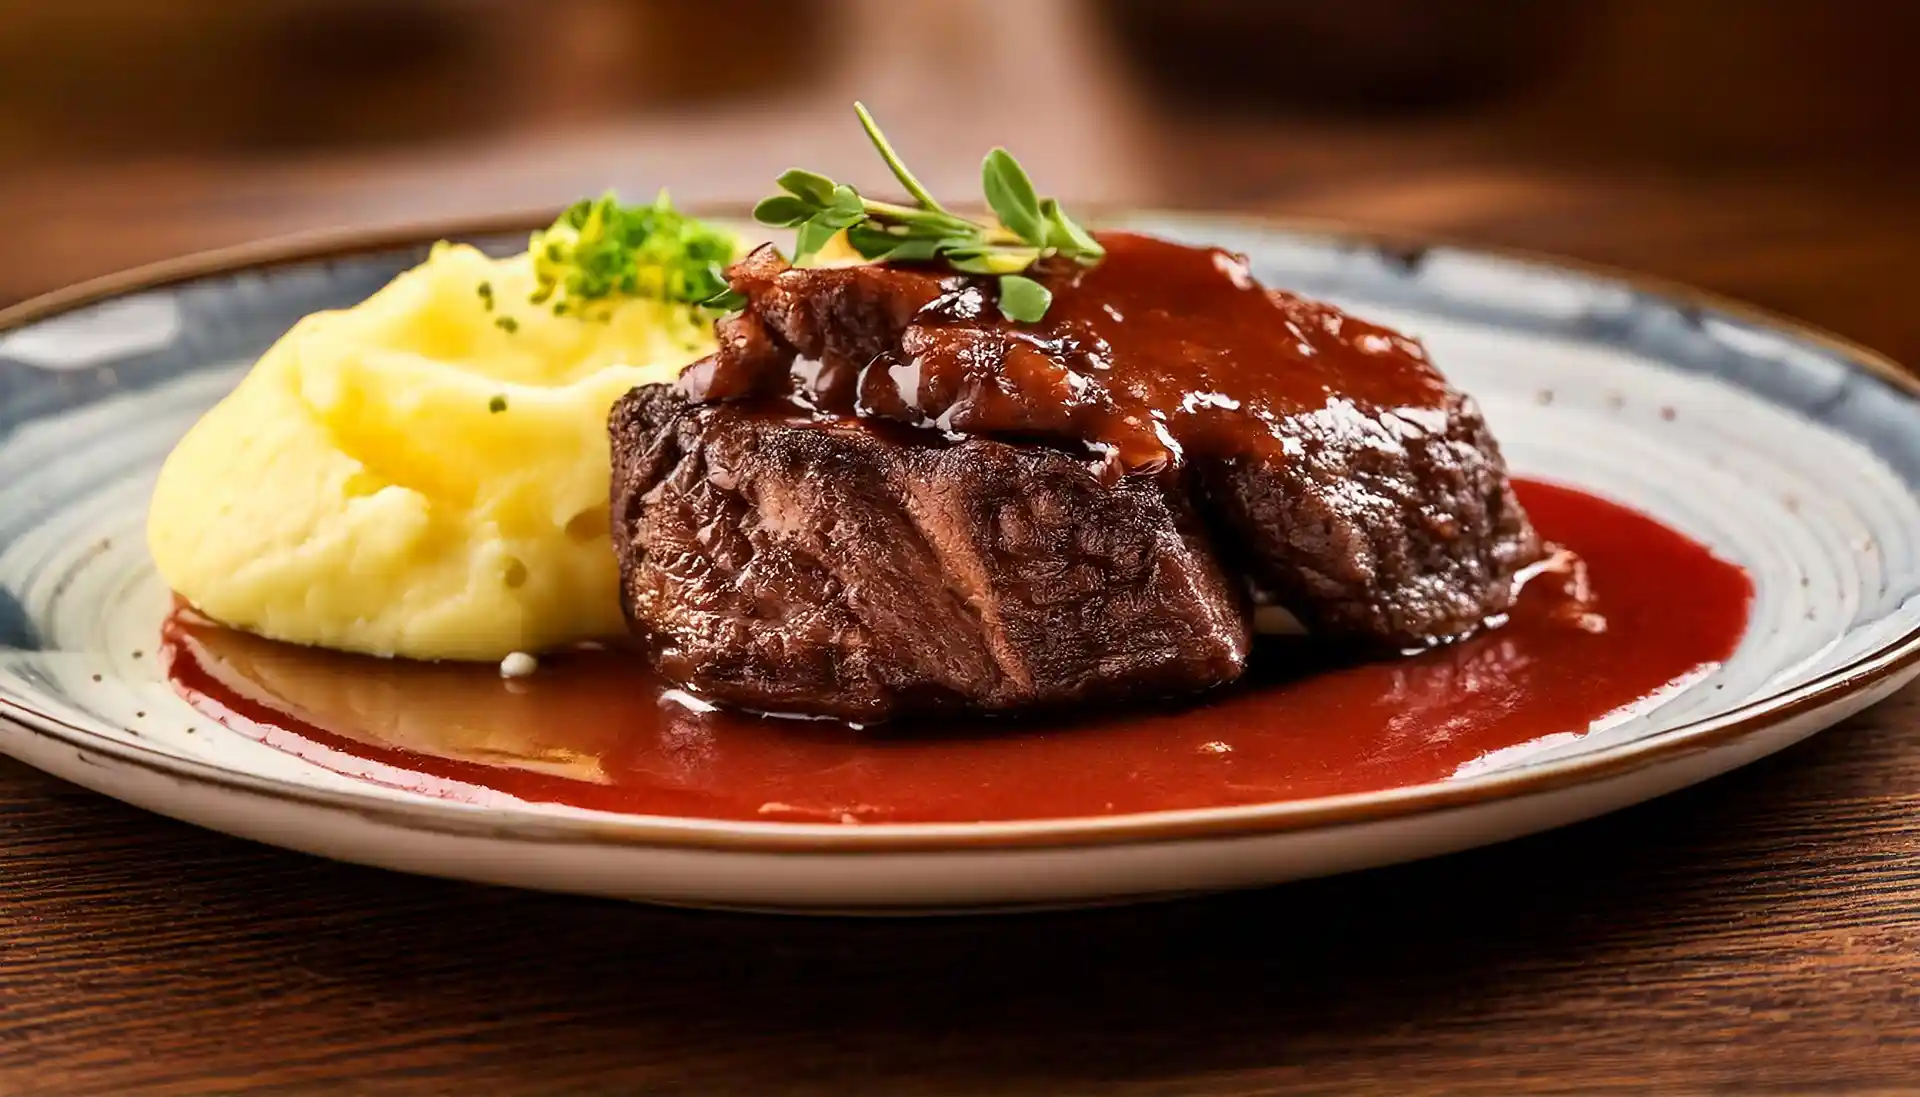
162,481 -> 1753,824
875,232 -> 1449,468
706,232 -> 1453,470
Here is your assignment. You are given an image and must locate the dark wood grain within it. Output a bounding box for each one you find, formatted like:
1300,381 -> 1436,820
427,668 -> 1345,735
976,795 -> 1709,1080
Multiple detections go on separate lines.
4,114 -> 1920,1096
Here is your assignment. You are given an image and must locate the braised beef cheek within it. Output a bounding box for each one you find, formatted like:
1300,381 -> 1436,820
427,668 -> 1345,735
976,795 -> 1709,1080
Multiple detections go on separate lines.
623,232 -> 1542,720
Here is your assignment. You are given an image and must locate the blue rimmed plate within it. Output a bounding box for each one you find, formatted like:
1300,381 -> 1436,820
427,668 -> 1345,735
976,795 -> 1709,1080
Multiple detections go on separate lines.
1,211 -> 1916,914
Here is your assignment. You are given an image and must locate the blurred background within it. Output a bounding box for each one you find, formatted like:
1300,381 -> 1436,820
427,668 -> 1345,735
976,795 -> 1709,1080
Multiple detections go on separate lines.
1,0 -> 1915,356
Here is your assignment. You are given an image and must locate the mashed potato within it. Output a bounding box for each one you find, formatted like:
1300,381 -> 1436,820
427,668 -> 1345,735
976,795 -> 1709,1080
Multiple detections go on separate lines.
148,240 -> 718,661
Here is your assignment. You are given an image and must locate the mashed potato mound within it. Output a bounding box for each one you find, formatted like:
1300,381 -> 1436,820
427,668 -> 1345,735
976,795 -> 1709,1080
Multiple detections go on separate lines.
149,241 -> 716,661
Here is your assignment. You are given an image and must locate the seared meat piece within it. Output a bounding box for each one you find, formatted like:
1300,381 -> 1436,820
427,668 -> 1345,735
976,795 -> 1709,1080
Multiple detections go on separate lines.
609,385 -> 1250,722
687,236 -> 1542,649
1198,393 -> 1538,647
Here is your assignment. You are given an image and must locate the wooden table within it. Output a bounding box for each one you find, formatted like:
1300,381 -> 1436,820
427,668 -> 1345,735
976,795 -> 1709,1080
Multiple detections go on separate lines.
4,119 -> 1920,1094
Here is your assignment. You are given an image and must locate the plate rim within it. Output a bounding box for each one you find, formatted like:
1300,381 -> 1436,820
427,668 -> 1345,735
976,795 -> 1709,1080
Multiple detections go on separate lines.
1,207 -> 1915,856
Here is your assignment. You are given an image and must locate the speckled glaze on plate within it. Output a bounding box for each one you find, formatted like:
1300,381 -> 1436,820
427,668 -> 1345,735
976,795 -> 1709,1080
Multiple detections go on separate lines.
1,211 -> 1916,914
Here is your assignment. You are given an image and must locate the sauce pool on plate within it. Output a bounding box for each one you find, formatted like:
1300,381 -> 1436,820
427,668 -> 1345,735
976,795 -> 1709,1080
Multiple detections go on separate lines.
162,480 -> 1753,824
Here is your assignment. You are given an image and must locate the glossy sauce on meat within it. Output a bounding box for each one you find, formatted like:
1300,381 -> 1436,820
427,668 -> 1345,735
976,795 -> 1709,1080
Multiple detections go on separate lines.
874,232 -> 1447,468
161,481 -> 1753,823
702,232 -> 1449,471
670,234 -> 1544,658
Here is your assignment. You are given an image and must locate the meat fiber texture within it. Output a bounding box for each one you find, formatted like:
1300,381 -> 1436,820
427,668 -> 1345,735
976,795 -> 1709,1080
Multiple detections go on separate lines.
610,387 -> 1250,722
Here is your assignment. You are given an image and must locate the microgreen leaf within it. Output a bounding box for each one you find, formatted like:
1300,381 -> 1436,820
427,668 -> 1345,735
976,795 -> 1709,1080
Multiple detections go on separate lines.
1039,198 -> 1104,262
946,246 -> 1042,275
843,222 -> 896,259
981,148 -> 1045,246
793,220 -> 834,263
776,169 -> 836,206
851,231 -> 949,263
749,103 -> 1105,320
997,275 -> 1052,323
844,223 -> 945,262
880,237 -> 950,262
828,183 -> 865,217
753,195 -> 813,227
794,210 -> 862,263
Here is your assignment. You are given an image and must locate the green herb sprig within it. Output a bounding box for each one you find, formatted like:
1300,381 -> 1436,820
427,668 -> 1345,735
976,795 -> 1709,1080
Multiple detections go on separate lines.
504,191 -> 736,323
743,103 -> 1104,323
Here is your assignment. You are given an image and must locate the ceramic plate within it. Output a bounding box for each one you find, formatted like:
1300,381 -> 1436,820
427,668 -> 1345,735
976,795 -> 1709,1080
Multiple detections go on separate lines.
3,212 -> 1917,914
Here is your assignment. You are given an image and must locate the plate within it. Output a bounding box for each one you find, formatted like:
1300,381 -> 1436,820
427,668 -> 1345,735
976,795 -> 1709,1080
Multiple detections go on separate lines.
2,211 -> 1917,914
